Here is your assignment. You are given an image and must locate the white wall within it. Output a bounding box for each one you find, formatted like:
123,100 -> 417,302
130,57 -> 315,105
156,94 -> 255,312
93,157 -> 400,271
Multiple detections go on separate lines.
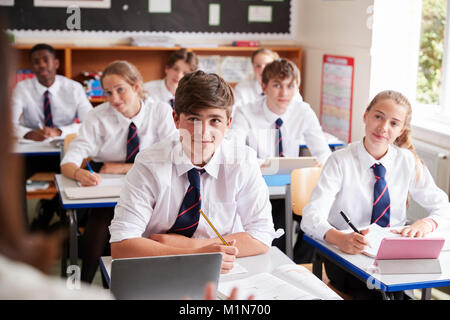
296,0 -> 374,142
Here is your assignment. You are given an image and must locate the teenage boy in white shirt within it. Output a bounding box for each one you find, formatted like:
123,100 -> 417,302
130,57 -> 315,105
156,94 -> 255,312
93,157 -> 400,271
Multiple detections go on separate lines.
110,71 -> 281,273
143,48 -> 198,109
230,58 -> 331,256
12,43 -> 92,142
11,43 -> 92,232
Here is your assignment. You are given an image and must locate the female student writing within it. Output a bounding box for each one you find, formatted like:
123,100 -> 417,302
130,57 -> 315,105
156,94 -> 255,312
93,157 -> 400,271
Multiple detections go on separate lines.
301,90 -> 450,299
60,60 -> 176,283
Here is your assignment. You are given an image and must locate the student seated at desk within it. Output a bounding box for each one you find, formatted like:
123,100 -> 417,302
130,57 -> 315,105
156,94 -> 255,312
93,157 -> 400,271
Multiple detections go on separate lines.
12,43 -> 93,232
109,70 -> 281,273
60,60 -> 177,284
12,43 -> 92,142
143,48 -> 198,109
230,58 -> 331,255
301,90 -> 450,299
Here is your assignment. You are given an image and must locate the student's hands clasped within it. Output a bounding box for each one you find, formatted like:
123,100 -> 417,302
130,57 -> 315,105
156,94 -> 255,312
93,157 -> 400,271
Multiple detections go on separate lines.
24,126 -> 62,141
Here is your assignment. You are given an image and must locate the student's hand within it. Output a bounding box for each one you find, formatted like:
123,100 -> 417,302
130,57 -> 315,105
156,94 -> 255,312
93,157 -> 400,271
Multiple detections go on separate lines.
24,129 -> 48,141
74,168 -> 102,186
325,228 -> 370,255
42,126 -> 62,137
203,282 -> 255,300
197,240 -> 239,274
392,219 -> 433,238
99,162 -> 133,174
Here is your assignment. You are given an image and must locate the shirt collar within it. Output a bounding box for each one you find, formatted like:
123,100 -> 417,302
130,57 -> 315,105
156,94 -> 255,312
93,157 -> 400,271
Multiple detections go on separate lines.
253,80 -> 263,96
34,75 -> 61,96
262,98 -> 293,125
357,138 -> 395,173
173,139 -> 221,179
110,99 -> 146,127
160,79 -> 174,101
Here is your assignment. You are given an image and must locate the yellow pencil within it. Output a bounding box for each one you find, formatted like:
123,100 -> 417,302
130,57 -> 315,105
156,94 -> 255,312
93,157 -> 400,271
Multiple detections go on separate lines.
200,209 -> 229,246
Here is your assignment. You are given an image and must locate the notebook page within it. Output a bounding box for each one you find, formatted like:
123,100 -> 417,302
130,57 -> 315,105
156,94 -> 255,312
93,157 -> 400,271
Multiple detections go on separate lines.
362,224 -> 401,257
218,273 -> 316,300
64,185 -> 121,199
271,264 -> 342,300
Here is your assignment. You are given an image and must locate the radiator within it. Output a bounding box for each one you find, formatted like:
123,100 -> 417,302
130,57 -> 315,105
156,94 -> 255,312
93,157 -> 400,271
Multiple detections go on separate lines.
407,140 -> 450,222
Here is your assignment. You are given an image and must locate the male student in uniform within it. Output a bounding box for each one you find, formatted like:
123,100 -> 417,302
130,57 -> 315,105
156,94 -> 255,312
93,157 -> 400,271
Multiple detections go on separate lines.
11,43 -> 93,231
109,70 -> 281,273
230,58 -> 331,259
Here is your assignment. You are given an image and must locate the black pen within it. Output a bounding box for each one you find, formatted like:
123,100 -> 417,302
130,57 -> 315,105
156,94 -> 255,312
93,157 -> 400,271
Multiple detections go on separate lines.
339,211 -> 362,235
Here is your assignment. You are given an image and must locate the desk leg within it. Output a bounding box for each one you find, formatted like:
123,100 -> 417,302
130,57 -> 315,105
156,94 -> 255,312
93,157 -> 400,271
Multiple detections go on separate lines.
421,288 -> 432,300
312,249 -> 323,279
285,184 -> 293,259
68,209 -> 78,267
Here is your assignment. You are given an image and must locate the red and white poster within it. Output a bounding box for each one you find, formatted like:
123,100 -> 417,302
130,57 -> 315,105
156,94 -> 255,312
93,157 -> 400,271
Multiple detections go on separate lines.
320,55 -> 354,144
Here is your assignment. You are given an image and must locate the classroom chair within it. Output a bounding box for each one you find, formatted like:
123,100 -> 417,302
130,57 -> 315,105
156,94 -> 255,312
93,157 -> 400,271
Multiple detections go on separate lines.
290,167 -> 352,300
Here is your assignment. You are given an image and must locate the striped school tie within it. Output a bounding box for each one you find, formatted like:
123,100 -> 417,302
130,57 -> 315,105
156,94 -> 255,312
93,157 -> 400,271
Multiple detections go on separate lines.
168,168 -> 205,237
43,90 -> 54,127
169,98 -> 175,110
371,163 -> 390,227
125,122 -> 140,163
275,118 -> 284,157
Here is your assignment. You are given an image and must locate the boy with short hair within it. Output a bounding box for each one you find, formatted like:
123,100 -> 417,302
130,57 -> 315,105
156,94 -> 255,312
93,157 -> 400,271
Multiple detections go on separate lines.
110,70 -> 280,273
230,58 -> 331,166
230,58 -> 331,256
143,48 -> 198,108
12,43 -> 93,141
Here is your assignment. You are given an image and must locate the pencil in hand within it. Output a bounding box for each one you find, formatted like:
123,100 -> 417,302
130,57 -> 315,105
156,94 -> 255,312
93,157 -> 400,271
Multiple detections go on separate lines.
200,209 -> 229,246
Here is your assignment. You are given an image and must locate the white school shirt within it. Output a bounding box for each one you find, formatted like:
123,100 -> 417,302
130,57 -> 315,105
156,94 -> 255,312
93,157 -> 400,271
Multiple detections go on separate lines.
11,75 -> 93,138
229,97 -> 332,165
233,78 -> 303,115
301,140 -> 450,241
61,98 -> 176,167
143,79 -> 174,106
0,254 -> 114,300
109,136 -> 282,247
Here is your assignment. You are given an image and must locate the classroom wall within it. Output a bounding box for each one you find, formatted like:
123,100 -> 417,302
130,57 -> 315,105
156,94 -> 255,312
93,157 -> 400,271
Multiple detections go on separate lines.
296,0 -> 374,143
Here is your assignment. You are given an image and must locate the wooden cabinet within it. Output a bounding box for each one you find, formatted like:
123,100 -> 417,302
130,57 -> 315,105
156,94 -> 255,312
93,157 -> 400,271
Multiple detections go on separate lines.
13,45 -> 302,103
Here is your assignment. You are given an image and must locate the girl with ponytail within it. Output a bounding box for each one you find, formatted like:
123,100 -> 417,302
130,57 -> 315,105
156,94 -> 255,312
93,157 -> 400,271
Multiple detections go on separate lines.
300,90 -> 450,299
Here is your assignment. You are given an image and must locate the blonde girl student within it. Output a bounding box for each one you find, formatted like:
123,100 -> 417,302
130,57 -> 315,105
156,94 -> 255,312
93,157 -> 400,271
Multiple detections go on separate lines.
60,60 -> 176,284
301,90 -> 450,299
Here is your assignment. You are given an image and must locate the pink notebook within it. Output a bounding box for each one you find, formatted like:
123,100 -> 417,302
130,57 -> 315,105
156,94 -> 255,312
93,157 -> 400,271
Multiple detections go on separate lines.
375,237 -> 445,261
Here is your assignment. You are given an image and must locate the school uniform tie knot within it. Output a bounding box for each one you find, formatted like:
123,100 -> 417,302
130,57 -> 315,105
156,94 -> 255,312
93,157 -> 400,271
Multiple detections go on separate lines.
169,98 -> 175,110
168,168 -> 206,237
43,90 -> 54,128
371,163 -> 390,227
372,163 -> 386,179
126,122 -> 140,163
275,118 -> 284,157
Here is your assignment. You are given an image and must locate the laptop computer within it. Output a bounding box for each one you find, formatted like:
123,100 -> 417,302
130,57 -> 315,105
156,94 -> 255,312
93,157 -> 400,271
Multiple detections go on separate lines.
261,156 -> 317,175
374,237 -> 445,274
110,253 -> 222,300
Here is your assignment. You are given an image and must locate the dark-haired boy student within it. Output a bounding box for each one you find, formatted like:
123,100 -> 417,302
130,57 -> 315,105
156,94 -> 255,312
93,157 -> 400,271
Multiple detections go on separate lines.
11,43 -> 93,231
109,70 -> 282,273
143,48 -> 198,109
230,58 -> 332,259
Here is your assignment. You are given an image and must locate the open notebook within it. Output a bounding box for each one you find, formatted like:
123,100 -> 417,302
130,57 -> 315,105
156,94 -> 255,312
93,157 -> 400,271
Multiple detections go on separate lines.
217,264 -> 342,300
64,177 -> 124,199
